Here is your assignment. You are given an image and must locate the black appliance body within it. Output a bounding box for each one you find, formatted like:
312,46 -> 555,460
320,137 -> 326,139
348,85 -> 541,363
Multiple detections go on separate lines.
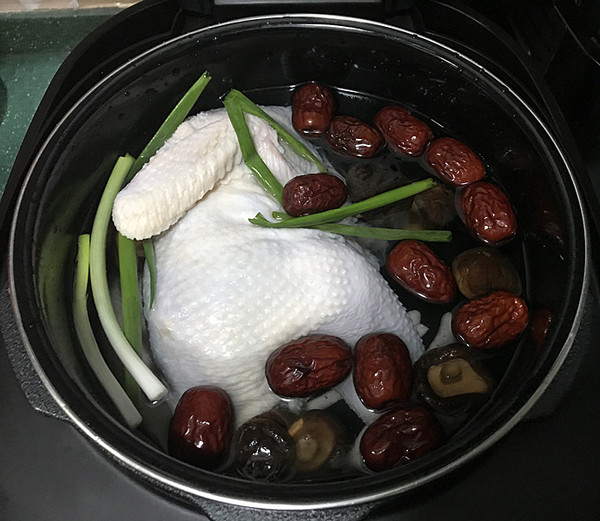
1,1 -> 599,520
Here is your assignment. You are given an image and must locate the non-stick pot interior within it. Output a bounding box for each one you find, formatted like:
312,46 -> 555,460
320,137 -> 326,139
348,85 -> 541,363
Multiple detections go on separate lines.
9,15 -> 587,508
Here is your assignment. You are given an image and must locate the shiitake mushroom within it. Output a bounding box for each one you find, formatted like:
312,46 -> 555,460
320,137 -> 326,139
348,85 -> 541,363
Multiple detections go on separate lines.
413,343 -> 494,415
231,409 -> 296,482
287,410 -> 349,473
408,182 -> 456,229
452,247 -> 522,299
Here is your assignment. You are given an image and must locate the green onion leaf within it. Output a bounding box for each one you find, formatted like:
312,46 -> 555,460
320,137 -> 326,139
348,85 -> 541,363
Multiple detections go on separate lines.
223,93 -> 284,201
117,232 -> 143,400
250,178 -> 436,229
313,223 -> 452,242
89,154 -> 167,403
142,238 -> 157,308
74,234 -> 142,427
224,89 -> 327,172
127,71 -> 212,183
118,233 -> 142,352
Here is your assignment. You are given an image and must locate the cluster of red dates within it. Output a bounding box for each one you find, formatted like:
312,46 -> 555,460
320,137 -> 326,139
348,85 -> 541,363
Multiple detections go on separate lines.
266,332 -> 443,473
291,82 -> 529,350
167,82 -> 542,481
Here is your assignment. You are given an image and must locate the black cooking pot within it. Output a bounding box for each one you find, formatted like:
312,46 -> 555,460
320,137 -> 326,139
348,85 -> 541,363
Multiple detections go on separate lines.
3,4 -> 593,520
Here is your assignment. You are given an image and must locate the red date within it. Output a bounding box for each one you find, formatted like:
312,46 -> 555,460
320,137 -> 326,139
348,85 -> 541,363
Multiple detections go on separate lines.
292,83 -> 335,137
168,386 -> 233,469
353,333 -> 412,410
266,335 -> 353,398
359,405 -> 443,472
374,105 -> 433,157
282,173 -> 348,217
460,181 -> 517,245
325,116 -> 383,158
452,290 -> 529,349
385,239 -> 457,304
426,137 -> 485,186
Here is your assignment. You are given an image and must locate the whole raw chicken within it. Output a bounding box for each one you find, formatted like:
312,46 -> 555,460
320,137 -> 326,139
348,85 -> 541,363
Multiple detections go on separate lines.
112,106 -> 425,424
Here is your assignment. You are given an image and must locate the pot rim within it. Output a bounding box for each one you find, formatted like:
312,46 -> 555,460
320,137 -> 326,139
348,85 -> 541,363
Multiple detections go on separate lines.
7,12 -> 591,510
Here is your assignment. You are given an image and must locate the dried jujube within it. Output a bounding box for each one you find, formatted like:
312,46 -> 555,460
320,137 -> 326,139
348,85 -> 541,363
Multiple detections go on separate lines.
452,290 -> 529,349
353,333 -> 412,410
359,405 -> 443,472
374,105 -> 433,157
459,181 -> 517,246
282,173 -> 348,217
168,386 -> 233,470
266,335 -> 353,398
325,116 -> 383,158
386,239 -> 457,304
292,83 -> 335,137
426,137 -> 485,186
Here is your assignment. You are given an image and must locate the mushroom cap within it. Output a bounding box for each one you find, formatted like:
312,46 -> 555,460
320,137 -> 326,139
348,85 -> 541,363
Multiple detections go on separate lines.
288,410 -> 344,473
413,343 -> 494,415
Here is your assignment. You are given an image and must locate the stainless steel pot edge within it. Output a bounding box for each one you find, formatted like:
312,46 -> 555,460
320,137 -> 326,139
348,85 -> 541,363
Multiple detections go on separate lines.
6,12 -> 592,511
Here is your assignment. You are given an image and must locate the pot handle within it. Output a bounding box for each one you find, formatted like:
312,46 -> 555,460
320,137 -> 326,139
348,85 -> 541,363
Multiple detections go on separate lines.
0,278 -> 69,422
194,497 -> 382,521
525,269 -> 600,420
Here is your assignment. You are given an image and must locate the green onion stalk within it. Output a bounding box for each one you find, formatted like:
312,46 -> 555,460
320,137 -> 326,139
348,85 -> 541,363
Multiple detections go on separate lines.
73,234 -> 143,428
89,154 -> 167,403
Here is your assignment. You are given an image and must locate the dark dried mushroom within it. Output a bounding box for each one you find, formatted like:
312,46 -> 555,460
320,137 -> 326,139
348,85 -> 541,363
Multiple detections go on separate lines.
408,183 -> 456,230
452,247 -> 522,299
287,410 -> 347,472
231,410 -> 296,482
414,344 -> 494,415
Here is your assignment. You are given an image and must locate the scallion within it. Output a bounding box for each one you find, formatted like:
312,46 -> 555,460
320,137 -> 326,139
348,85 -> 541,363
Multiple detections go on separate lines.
223,89 -> 449,243
118,233 -> 142,351
73,234 -> 143,428
223,93 -> 284,201
89,154 -> 167,403
127,70 -> 212,183
223,89 -> 327,173
117,232 -> 143,400
142,238 -> 157,308
313,223 -> 452,242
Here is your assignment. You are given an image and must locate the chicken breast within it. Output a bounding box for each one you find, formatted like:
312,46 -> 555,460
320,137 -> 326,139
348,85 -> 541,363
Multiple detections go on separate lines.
115,107 -> 425,424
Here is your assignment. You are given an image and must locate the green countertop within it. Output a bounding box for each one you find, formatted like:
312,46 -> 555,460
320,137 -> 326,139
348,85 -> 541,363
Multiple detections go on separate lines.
0,8 -> 121,195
